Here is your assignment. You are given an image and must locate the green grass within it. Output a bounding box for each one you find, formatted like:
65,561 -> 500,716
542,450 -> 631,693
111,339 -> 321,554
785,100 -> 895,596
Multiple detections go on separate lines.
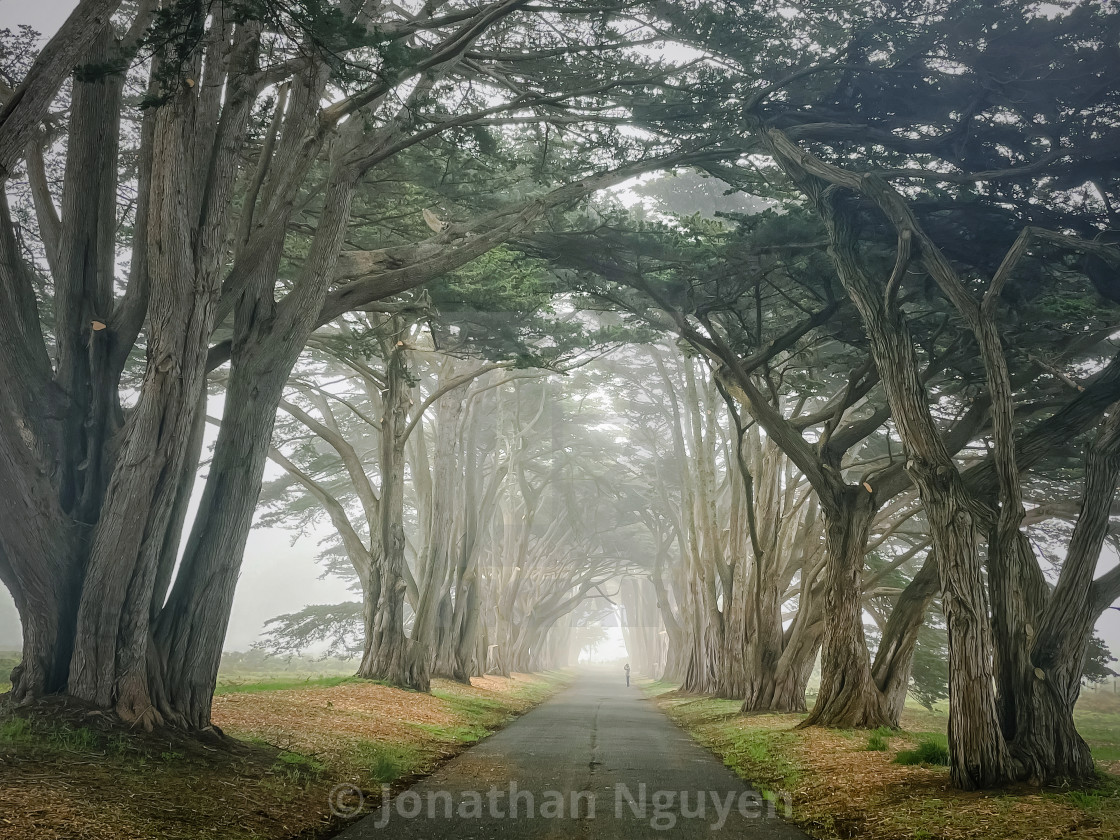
432,689 -> 505,714
867,733 -> 889,751
0,715 -> 31,743
428,690 -> 514,746
660,696 -> 803,791
1,714 -> 133,757
273,749 -> 326,782
894,734 -> 951,766
214,674 -> 361,694
352,739 -> 426,784
638,678 -> 682,697
412,721 -> 489,743
866,725 -> 898,751
1073,694 -> 1120,765
0,650 -> 18,694
721,726 -> 803,788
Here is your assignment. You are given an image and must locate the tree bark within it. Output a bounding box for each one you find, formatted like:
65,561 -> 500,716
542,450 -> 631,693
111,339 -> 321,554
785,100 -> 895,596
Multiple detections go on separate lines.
761,127 -> 1012,787
871,552 -> 940,722
800,484 -> 891,728
360,339 -> 430,690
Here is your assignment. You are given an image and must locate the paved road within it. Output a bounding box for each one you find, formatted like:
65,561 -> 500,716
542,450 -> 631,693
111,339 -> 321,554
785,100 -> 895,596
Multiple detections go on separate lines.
335,668 -> 809,839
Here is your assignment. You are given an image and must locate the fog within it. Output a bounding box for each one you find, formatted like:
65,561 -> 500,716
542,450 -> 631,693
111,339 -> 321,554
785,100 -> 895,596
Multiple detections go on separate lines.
0,0 -> 1115,676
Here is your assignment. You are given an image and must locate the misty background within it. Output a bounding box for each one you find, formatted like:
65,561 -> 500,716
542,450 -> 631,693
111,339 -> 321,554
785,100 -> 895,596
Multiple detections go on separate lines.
0,0 -> 1117,667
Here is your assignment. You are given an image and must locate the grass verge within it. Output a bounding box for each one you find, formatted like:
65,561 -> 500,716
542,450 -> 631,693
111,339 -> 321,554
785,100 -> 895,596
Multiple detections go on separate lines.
645,680 -> 1120,840
0,669 -> 571,840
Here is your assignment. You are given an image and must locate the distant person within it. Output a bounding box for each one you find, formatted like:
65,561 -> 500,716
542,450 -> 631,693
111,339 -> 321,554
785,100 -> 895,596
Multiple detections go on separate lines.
624,662 -> 631,687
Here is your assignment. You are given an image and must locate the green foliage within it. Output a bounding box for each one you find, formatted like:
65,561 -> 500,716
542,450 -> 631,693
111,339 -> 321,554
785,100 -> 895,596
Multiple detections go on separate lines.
135,0 -> 380,105
430,245 -> 650,365
255,603 -> 365,660
894,736 -> 951,767
216,675 -> 359,695
435,247 -> 551,314
1083,634 -> 1118,686
273,749 -> 325,782
866,733 -> 889,751
909,623 -> 950,712
0,716 -> 31,743
352,740 -> 420,784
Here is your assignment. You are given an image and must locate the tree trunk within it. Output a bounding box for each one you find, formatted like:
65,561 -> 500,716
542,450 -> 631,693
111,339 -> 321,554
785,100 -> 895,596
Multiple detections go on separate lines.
157,161 -> 358,725
68,61 -> 234,728
800,484 -> 891,728
155,350 -> 292,727
360,342 -> 430,691
0,543 -> 78,702
993,412 -> 1120,784
762,126 -> 1016,787
413,393 -> 464,679
742,587 -> 824,714
871,552 -> 940,723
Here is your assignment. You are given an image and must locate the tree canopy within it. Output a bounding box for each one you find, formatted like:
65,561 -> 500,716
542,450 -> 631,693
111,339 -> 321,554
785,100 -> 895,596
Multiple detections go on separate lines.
1,0 -> 1119,794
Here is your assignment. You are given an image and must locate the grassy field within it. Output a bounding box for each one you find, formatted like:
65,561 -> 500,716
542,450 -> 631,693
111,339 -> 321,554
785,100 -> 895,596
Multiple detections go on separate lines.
0,650 -> 360,697
644,679 -> 1120,840
0,651 -> 16,694
0,666 -> 571,839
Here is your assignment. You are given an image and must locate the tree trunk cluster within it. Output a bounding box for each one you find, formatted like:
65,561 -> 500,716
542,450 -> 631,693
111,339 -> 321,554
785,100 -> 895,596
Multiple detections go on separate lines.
762,126 -> 1120,788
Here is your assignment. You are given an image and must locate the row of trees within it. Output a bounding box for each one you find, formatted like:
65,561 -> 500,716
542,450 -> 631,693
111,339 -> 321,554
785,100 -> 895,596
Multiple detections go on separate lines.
256,328 -> 646,684
544,0 -> 1120,789
1,0 -> 1119,796
0,0 -> 710,728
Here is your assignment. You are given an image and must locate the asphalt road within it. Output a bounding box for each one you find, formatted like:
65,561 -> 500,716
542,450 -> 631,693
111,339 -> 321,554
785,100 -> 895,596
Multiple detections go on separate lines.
334,668 -> 809,839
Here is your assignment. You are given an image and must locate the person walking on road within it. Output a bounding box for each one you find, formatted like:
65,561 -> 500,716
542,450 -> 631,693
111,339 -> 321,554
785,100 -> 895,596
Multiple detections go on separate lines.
624,663 -> 631,687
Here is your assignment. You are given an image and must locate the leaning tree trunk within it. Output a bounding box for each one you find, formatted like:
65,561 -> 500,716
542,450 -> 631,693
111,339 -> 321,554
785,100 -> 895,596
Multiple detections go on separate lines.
726,561 -> 784,703
680,569 -> 722,693
68,41 -> 261,727
995,411 -> 1120,784
449,576 -> 482,682
650,543 -> 686,682
871,552 -> 940,724
155,162 -> 356,727
993,530 -> 1095,785
0,25 -> 122,706
762,126 -> 1014,788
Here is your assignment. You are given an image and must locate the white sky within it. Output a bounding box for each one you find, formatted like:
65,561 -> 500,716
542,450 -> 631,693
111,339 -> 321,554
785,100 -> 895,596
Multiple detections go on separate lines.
0,0 -> 70,36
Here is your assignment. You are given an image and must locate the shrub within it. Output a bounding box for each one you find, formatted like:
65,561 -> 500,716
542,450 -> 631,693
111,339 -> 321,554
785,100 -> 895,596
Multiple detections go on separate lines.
0,716 -> 31,743
894,737 -> 950,766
